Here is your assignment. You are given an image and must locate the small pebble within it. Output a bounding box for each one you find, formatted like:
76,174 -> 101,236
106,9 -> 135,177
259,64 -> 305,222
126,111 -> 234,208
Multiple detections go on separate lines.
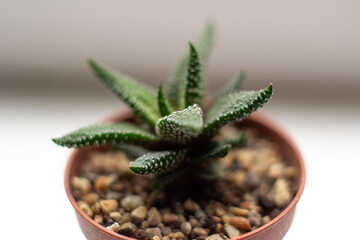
178,214 -> 187,223
205,234 -> 223,240
262,216 -> 271,224
142,221 -> 150,229
94,175 -> 108,191
147,207 -> 163,226
121,195 -> 144,211
193,227 -> 208,236
100,199 -> 119,214
78,201 -> 93,218
243,171 -> 260,189
145,227 -> 162,237
120,222 -> 138,231
248,209 -> 262,226
82,193 -> 100,206
163,236 -> 170,240
215,208 -> 226,217
91,202 -> 101,214
94,215 -> 103,224
215,223 -> 222,233
161,226 -> 172,236
230,172 -> 246,185
72,177 -> 91,194
221,215 -> 231,224
228,207 -> 249,217
152,236 -> 161,240
106,222 -> 120,232
122,212 -> 132,223
181,222 -> 192,235
195,210 -> 206,220
284,166 -> 296,178
109,212 -> 123,222
268,163 -> 284,179
184,198 -> 200,212
106,191 -> 124,200
163,212 -> 179,224
168,231 -> 185,239
189,218 -> 199,227
224,224 -> 240,238
157,223 -> 165,228
229,217 -> 251,230
272,178 -> 291,207
131,206 -> 147,223
212,216 -> 221,223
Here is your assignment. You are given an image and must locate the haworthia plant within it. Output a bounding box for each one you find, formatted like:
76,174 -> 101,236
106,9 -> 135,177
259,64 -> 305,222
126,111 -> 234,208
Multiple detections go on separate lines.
53,23 -> 274,188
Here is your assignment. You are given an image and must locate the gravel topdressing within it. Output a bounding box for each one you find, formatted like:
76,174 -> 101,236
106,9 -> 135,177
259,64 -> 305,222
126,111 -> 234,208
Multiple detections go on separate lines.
71,127 -> 297,240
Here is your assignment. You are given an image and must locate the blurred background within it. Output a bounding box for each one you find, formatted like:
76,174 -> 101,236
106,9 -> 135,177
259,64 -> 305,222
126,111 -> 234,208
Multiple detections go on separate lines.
1,0 -> 359,239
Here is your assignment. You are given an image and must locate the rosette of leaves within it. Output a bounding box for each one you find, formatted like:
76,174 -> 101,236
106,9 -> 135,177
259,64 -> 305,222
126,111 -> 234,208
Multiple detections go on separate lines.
52,23 -> 274,188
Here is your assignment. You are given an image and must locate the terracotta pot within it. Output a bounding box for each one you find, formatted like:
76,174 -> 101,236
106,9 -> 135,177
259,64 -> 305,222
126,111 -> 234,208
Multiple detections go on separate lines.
64,109 -> 306,240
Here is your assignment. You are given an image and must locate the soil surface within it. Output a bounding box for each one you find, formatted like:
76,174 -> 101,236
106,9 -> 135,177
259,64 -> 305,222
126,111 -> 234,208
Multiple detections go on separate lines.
72,127 -> 297,240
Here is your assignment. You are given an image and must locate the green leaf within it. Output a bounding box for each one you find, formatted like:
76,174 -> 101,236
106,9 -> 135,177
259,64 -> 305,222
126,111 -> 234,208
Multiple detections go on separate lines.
197,162 -> 225,180
167,22 -> 215,109
116,144 -> 150,159
150,168 -> 187,189
191,142 -> 231,162
222,132 -> 246,148
157,83 -> 173,117
197,22 -> 216,69
185,43 -> 202,107
129,150 -> 188,175
88,58 -> 160,127
52,122 -> 159,148
204,84 -> 274,134
156,104 -> 204,144
218,71 -> 246,98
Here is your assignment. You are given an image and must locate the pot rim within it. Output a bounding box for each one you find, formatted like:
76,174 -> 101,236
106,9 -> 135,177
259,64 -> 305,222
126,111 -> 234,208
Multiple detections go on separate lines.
64,110 -> 306,240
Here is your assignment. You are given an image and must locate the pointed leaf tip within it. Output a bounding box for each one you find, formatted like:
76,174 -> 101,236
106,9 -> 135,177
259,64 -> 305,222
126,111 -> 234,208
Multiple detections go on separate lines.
185,42 -> 203,107
157,83 -> 174,117
156,104 -> 204,145
167,23 -> 215,109
88,58 -> 160,127
204,84 -> 274,134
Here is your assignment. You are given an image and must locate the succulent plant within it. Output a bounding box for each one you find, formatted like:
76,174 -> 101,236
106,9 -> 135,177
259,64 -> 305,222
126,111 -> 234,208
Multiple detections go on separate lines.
53,23 -> 273,188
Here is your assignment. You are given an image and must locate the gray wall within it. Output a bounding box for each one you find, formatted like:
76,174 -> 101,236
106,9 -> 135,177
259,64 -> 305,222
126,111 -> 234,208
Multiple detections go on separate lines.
1,0 -> 359,101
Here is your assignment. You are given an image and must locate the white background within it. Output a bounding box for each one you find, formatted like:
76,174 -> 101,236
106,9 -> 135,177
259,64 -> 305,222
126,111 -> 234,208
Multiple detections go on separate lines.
1,0 -> 360,239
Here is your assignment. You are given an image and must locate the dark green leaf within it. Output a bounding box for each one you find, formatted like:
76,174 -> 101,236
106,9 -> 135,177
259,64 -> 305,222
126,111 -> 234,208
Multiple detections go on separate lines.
167,22 -> 215,109
156,104 -> 204,144
204,84 -> 273,134
185,43 -> 203,107
197,162 -> 225,180
157,83 -> 173,117
116,144 -> 150,159
88,58 -> 160,126
129,150 -> 188,175
52,123 -> 159,148
191,141 -> 231,162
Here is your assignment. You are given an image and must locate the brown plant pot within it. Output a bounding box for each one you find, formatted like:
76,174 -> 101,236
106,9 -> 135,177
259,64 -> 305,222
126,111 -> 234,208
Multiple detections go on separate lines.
64,109 -> 306,240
